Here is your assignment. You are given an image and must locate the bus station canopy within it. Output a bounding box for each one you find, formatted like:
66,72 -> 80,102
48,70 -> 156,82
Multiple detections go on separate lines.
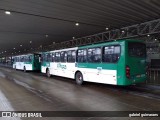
0,0 -> 160,56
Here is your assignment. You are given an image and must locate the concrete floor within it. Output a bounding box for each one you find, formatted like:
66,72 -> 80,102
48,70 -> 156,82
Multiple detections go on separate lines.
0,67 -> 160,120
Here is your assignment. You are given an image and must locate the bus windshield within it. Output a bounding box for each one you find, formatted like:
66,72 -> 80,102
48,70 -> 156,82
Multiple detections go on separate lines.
128,42 -> 146,58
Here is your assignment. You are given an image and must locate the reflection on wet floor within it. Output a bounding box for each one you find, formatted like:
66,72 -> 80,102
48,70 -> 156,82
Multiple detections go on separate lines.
0,67 -> 160,120
147,69 -> 160,85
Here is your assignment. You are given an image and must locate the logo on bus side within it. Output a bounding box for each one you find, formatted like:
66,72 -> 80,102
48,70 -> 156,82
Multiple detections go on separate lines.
57,63 -> 67,69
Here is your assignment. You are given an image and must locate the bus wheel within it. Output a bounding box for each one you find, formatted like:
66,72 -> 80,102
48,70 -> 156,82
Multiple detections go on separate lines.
23,66 -> 26,72
46,69 -> 51,77
14,66 -> 16,70
75,72 -> 83,85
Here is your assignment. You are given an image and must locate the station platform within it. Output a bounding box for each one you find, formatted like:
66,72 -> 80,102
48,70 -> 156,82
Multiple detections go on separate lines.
0,66 -> 160,120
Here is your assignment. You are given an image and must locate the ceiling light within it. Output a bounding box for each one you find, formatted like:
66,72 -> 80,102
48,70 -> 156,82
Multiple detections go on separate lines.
106,27 -> 109,30
45,35 -> 48,38
2,52 -> 3,53
19,51 -> 20,52
122,30 -> 125,33
75,23 -> 79,26
155,39 -> 157,41
5,11 -> 11,15
30,41 -> 32,44
20,45 -> 22,47
5,51 -> 6,52
72,37 -> 75,39
147,35 -> 150,37
13,48 -> 15,49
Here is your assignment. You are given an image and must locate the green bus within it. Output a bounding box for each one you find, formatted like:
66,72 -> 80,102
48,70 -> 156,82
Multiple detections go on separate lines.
13,53 -> 41,72
41,39 -> 147,86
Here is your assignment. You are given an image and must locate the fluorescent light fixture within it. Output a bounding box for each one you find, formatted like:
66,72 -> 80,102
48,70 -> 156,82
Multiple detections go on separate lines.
75,23 -> 79,26
106,27 -> 109,30
5,11 -> 11,15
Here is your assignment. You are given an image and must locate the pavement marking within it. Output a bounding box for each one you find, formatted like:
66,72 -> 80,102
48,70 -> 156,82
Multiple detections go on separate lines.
0,72 -> 5,78
0,90 -> 21,120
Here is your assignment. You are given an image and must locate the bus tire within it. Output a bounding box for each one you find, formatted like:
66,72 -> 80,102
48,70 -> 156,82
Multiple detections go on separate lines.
46,69 -> 51,78
75,72 -> 83,85
23,66 -> 26,72
14,66 -> 16,70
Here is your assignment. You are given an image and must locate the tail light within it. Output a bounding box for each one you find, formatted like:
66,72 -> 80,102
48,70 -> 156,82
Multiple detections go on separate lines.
126,65 -> 130,78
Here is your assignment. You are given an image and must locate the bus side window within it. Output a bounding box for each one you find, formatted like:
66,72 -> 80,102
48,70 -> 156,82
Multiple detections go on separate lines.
52,53 -> 55,62
23,56 -> 26,62
95,48 -> 101,62
67,51 -> 72,62
103,45 -> 120,63
55,52 -> 60,62
87,47 -> 101,63
77,49 -> 87,63
21,57 -> 24,62
67,50 -> 76,63
64,52 -> 67,62
60,51 -> 67,62
77,50 -> 82,62
113,46 -> 120,63
19,57 -> 21,62
28,55 -> 32,62
46,53 -> 51,62
83,49 -> 87,62
60,52 -> 64,62
71,50 -> 76,62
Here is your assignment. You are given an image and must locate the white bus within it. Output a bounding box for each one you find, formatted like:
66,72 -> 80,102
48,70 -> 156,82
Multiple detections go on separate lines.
13,53 -> 41,72
41,40 -> 146,86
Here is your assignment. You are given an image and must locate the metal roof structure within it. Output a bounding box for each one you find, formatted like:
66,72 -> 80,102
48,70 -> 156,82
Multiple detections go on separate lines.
0,0 -> 160,56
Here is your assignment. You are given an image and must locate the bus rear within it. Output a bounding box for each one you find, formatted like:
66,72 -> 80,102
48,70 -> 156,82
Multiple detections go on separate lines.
123,41 -> 147,85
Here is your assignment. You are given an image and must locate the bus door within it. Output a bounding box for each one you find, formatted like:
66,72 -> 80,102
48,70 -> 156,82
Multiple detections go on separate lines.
34,54 -> 41,70
100,45 -> 120,85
